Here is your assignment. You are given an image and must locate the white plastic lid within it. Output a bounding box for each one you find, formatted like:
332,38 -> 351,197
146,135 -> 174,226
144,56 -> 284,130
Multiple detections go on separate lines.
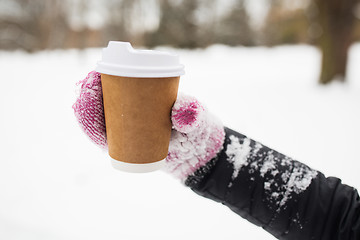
96,41 -> 185,78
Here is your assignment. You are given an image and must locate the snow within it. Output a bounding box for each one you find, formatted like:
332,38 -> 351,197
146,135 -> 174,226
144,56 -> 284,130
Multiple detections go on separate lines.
260,151 -> 277,177
1,43 -> 360,240
225,135 -> 252,182
225,134 -> 318,211
277,162 -> 318,209
167,96 -> 225,181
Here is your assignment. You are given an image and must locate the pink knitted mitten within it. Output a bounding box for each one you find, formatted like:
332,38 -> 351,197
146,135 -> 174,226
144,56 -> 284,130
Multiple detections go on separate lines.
73,71 -> 225,182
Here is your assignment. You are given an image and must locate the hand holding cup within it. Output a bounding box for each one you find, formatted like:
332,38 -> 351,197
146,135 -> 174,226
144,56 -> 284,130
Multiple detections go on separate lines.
73,70 -> 224,178
74,41 -> 224,176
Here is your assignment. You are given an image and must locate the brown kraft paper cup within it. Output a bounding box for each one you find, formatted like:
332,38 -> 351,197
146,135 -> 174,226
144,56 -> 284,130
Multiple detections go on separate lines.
101,74 -> 180,165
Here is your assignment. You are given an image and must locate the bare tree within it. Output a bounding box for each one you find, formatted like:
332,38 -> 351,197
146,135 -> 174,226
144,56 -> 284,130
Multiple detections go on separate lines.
145,0 -> 200,48
145,0 -> 253,48
312,0 -> 359,84
102,0 -> 141,44
214,0 -> 254,46
262,1 -> 309,46
0,0 -> 70,51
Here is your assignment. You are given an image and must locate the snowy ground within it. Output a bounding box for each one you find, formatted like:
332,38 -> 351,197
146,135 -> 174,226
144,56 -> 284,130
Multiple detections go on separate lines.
0,44 -> 360,240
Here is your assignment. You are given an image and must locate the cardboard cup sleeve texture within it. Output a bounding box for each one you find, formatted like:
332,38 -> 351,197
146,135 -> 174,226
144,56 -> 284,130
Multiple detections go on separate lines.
101,75 -> 180,164
96,41 -> 184,172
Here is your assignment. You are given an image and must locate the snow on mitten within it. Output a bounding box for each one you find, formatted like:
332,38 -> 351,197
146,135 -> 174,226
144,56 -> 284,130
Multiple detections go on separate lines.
73,71 -> 225,182
167,93 -> 225,181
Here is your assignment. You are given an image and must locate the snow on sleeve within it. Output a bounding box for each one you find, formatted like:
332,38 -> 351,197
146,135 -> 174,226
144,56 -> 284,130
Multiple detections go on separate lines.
276,161 -> 318,208
226,135 -> 252,182
225,135 -> 318,211
260,151 -> 277,177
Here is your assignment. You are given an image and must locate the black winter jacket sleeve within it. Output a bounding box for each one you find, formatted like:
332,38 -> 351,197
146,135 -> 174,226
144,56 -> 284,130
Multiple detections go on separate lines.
185,127 -> 360,240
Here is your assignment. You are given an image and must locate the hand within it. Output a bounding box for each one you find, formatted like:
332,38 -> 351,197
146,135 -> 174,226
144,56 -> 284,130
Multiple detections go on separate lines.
73,71 -> 225,181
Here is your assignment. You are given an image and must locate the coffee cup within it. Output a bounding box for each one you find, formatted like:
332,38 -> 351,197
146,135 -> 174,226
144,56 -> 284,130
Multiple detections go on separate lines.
96,41 -> 184,173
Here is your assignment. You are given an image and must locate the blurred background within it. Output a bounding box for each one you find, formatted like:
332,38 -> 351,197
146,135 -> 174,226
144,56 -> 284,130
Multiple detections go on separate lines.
1,0 -> 360,83
1,0 -> 360,240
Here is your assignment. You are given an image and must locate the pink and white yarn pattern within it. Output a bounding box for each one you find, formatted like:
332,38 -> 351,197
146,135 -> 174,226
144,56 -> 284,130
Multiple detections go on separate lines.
166,94 -> 225,181
73,71 -> 107,149
73,71 -> 225,181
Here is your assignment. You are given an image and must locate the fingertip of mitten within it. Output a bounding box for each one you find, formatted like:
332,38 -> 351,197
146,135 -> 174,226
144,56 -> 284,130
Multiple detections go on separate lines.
77,71 -> 101,89
171,94 -> 205,133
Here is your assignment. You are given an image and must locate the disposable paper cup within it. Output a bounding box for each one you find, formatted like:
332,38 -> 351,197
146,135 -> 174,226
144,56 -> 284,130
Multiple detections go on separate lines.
96,41 -> 184,173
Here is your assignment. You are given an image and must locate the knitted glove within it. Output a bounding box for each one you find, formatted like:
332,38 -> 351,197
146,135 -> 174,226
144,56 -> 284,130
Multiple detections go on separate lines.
73,71 -> 225,181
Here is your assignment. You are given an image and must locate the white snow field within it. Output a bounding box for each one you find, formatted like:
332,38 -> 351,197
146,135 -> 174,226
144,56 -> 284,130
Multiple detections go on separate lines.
0,44 -> 360,240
